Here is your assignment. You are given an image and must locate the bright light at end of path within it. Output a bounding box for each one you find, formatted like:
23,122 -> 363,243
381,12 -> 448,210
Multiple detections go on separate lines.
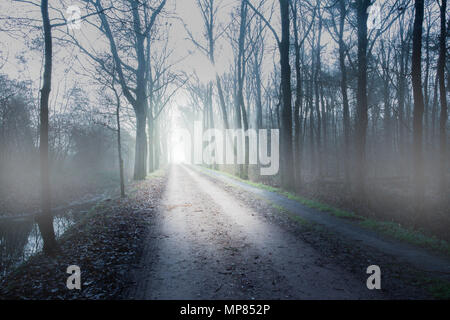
170,126 -> 189,164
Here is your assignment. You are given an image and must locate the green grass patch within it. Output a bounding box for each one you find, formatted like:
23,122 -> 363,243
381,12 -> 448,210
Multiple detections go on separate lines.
416,277 -> 450,299
428,281 -> 450,299
272,202 -> 309,226
266,199 -> 331,235
360,219 -> 450,256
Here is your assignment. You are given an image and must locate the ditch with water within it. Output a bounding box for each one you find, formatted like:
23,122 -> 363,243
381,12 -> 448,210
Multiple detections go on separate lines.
0,192 -> 113,280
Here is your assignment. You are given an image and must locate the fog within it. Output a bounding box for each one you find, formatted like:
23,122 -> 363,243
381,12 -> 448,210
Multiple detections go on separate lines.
0,0 -> 448,300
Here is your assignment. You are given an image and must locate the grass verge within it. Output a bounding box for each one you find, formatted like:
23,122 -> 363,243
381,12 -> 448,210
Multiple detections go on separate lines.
199,166 -> 450,257
201,167 -> 450,299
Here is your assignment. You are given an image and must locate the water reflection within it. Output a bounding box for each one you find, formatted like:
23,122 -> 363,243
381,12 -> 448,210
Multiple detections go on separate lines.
0,207 -> 88,279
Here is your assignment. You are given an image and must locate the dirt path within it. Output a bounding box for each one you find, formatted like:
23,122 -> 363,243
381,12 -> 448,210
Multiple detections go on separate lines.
197,166 -> 450,278
127,165 -> 383,299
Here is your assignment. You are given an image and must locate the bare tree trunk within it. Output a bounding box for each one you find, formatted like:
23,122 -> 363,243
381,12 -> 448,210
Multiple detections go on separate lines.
292,0 -> 303,188
424,19 -> 431,144
314,4 -> 323,179
253,55 -> 264,178
279,0 -> 295,190
148,104 -> 155,173
238,1 -> 249,179
431,72 -> 439,140
116,99 -> 125,198
437,0 -> 448,198
208,83 -> 217,169
308,73 -> 315,177
254,61 -> 263,131
354,0 -> 370,200
338,0 -> 351,187
154,117 -> 160,170
134,104 -> 148,179
38,0 -> 57,255
397,24 -> 407,159
147,58 -> 155,174
321,84 -> 328,175
241,92 -> 249,179
234,75 -> 243,177
412,0 -> 425,217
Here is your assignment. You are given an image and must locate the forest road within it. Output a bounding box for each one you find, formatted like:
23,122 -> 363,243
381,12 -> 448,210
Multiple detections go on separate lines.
127,164 -> 382,299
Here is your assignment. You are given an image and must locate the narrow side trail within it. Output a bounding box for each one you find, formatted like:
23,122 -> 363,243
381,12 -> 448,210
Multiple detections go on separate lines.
128,165 -> 381,299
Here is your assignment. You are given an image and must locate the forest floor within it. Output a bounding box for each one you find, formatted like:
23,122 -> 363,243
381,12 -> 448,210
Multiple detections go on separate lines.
0,173 -> 166,299
1,165 -> 449,299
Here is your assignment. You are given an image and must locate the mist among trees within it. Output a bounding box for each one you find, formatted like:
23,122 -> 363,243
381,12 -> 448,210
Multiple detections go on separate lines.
0,0 -> 448,300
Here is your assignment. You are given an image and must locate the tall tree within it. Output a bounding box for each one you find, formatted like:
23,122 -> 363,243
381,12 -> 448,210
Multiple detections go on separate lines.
37,0 -> 57,255
437,0 -> 447,197
88,0 -> 167,180
246,0 -> 296,190
111,78 -> 126,198
313,1 -> 323,179
411,0 -> 425,214
290,0 -> 315,187
236,0 -> 249,179
279,0 -> 295,190
354,0 -> 370,200
338,0 -> 351,187
396,11 -> 409,160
